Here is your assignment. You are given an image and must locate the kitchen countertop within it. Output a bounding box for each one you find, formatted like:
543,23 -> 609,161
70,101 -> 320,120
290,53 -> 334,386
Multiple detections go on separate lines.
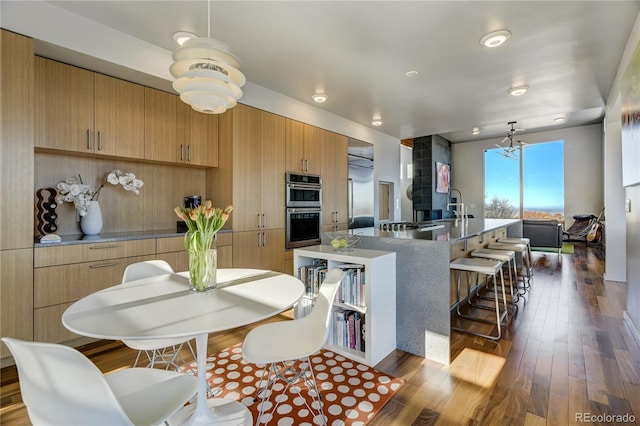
347,218 -> 520,244
34,228 -> 232,248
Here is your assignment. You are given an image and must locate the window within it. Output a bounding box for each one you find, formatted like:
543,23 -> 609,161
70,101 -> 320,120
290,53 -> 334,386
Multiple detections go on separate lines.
484,140 -> 564,221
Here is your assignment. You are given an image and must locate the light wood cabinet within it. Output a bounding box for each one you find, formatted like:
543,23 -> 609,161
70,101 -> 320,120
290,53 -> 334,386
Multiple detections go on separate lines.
35,57 -> 145,159
232,229 -> 285,273
2,30 -> 34,250
144,87 -> 178,163
285,119 -> 321,175
33,239 -> 156,344
320,130 -> 349,231
223,104 -> 285,231
177,101 -> 219,167
1,249 -> 34,359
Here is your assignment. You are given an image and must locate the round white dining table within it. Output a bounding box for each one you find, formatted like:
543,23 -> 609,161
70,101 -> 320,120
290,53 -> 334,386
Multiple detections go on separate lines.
62,268 -> 305,425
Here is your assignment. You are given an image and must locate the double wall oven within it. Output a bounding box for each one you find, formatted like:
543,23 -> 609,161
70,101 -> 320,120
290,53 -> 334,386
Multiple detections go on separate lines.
285,172 -> 322,249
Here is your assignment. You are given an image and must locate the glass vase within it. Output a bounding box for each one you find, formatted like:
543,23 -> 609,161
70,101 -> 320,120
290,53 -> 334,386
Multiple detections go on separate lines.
185,231 -> 217,292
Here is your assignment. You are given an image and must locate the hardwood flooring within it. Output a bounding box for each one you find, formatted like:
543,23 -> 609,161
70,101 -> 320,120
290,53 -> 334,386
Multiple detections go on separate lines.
2,244 -> 637,425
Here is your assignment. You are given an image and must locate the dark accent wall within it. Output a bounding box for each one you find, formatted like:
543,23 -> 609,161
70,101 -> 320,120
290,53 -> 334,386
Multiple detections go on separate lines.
412,134 -> 452,220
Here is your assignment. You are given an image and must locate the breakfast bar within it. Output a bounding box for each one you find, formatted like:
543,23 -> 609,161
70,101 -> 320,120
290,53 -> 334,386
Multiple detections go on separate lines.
328,218 -> 521,364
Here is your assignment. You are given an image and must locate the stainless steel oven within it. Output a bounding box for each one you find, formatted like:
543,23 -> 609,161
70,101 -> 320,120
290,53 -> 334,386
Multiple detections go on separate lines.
285,172 -> 322,208
286,207 -> 322,249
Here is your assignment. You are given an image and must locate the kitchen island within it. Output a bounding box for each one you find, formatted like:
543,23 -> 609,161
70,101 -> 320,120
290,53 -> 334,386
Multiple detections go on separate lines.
325,218 -> 521,364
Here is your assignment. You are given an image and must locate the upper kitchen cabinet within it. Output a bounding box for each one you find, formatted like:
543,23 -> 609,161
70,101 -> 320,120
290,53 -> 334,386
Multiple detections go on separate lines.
179,101 -> 219,167
35,57 -> 144,159
144,88 -> 218,167
320,130 -> 349,231
285,119 -> 321,175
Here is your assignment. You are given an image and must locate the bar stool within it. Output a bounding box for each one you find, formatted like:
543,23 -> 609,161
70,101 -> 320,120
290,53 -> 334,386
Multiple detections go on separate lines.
450,257 -> 509,341
471,248 -> 520,306
487,242 -> 532,293
498,237 -> 532,276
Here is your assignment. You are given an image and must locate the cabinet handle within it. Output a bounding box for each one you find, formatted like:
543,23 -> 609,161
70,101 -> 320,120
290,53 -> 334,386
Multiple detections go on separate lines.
257,232 -> 262,247
86,129 -> 92,150
258,213 -> 262,228
180,144 -> 184,161
304,159 -> 309,172
89,244 -> 118,250
262,213 -> 266,228
97,131 -> 103,151
90,262 -> 118,269
188,145 -> 192,162
263,231 -> 267,246
301,158 -> 305,171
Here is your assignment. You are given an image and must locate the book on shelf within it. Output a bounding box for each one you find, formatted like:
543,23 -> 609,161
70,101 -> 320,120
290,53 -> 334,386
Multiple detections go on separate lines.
298,259 -> 328,297
332,309 -> 365,352
336,264 -> 366,308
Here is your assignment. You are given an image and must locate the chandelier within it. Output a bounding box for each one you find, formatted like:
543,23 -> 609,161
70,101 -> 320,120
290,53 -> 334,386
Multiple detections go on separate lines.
496,121 -> 527,159
169,1 -> 245,114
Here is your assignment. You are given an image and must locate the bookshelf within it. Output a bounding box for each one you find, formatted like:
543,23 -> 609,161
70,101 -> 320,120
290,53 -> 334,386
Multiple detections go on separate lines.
294,245 -> 396,367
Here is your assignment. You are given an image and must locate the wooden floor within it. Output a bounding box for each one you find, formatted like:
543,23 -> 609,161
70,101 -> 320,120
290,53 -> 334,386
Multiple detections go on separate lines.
2,244 -> 637,425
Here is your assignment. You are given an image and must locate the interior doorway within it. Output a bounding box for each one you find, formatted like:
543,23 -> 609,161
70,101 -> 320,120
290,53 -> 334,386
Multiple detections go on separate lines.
379,181 -> 392,221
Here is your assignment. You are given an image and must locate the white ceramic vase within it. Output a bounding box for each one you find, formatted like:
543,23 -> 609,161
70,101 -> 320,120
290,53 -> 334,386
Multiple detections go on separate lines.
80,201 -> 103,235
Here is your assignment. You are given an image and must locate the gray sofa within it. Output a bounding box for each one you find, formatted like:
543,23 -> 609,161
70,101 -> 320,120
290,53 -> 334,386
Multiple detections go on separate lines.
522,219 -> 564,257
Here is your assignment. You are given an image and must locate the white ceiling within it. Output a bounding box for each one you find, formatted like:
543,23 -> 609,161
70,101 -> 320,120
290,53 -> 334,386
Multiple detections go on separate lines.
4,1 -> 640,142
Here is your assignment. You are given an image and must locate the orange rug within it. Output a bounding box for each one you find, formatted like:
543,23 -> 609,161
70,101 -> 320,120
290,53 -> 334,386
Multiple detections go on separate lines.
183,342 -> 403,425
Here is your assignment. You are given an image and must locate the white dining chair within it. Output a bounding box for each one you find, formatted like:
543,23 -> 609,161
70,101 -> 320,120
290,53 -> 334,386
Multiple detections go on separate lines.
121,260 -> 197,370
242,268 -> 344,425
2,337 -> 198,426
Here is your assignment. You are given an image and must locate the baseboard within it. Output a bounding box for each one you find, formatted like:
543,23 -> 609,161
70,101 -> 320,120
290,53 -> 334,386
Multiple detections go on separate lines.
624,311 -> 640,348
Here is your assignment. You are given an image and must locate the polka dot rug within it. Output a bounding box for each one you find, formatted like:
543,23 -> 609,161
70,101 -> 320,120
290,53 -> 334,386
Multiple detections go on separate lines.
182,342 -> 403,425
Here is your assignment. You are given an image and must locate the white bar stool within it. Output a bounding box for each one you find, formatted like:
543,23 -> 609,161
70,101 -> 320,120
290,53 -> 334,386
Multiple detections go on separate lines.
498,237 -> 533,276
487,242 -> 532,293
450,257 -> 509,341
471,248 -> 520,307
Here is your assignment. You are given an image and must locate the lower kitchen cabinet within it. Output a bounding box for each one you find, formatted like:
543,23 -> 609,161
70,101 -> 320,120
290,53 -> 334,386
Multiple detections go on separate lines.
0,249 -> 34,360
232,229 -> 285,273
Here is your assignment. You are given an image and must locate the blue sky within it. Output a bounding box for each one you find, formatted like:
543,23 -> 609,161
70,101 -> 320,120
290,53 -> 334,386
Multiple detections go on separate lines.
485,140 -> 564,210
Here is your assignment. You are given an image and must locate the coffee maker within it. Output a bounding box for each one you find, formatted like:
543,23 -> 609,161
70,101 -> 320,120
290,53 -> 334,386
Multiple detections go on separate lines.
177,195 -> 201,232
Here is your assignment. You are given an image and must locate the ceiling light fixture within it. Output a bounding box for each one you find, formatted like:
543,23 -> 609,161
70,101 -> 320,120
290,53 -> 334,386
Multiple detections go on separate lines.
311,93 -> 328,103
554,116 -> 567,123
371,119 -> 383,127
169,0 -> 245,114
496,121 -> 527,160
172,31 -> 197,46
472,127 -> 480,135
508,85 -> 529,96
405,70 -> 419,77
480,30 -> 512,48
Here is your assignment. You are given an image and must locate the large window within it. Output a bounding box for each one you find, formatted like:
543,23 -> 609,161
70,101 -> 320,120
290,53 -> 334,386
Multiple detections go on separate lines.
484,140 -> 564,221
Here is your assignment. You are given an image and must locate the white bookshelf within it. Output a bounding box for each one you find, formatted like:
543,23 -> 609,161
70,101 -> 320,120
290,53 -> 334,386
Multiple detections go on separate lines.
294,245 -> 396,367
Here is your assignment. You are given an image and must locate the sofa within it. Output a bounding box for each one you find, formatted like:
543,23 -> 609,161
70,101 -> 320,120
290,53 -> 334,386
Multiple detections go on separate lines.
522,219 -> 564,258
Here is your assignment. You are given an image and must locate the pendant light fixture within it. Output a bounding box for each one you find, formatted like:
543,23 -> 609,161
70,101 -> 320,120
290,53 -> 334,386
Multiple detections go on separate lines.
170,0 -> 245,114
496,121 -> 527,160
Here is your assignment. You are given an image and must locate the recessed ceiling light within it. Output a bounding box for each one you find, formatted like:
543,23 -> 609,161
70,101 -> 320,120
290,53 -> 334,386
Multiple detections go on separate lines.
311,93 -> 328,103
508,85 -> 529,96
172,31 -> 197,46
371,119 -> 383,127
472,127 -> 480,135
480,30 -> 512,48
554,116 -> 567,123
405,70 -> 419,77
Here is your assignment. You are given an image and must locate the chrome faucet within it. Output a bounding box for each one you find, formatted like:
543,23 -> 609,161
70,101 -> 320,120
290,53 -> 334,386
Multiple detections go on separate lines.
446,188 -> 466,224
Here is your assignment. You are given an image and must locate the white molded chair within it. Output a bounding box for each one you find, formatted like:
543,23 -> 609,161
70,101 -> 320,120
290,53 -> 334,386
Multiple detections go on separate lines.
121,260 -> 197,370
242,268 -> 344,425
2,337 -> 198,426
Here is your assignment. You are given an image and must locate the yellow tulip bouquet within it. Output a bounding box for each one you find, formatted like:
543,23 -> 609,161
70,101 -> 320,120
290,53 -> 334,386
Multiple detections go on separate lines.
174,201 -> 233,291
